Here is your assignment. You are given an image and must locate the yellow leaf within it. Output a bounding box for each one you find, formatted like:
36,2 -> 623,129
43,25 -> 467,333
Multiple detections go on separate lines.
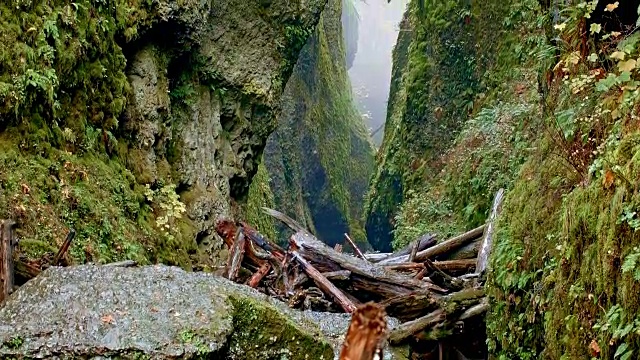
603,170 -> 615,189
605,2 -> 619,12
611,31 -> 622,38
618,59 -> 637,72
611,51 -> 626,60
566,51 -> 581,65
554,22 -> 567,31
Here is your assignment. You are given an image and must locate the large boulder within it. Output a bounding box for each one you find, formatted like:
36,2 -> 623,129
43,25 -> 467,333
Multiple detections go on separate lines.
0,265 -> 346,359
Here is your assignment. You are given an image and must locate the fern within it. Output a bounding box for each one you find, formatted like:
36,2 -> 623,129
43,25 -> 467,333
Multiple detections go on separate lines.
621,247 -> 640,281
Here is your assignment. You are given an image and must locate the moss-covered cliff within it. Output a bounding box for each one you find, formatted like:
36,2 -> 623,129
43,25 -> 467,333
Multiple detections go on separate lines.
0,1 -> 325,270
370,0 -> 640,358
259,0 -> 374,247
365,0 -> 531,251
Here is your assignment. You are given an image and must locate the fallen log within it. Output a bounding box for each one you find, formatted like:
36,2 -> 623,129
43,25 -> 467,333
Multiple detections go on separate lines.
291,232 -> 446,302
476,188 -> 505,275
0,220 -> 16,302
439,239 -> 481,261
424,260 -> 464,291
248,263 -> 271,288
413,225 -> 485,262
389,309 -> 446,345
225,229 -> 246,281
384,262 -> 424,272
339,302 -> 388,360
241,222 -> 285,260
293,270 -> 352,288
14,260 -> 40,280
431,259 -> 476,273
103,260 -> 137,268
290,250 -> 356,313
388,289 -> 486,344
409,240 -> 420,263
377,234 -> 437,265
344,233 -> 368,261
52,229 -> 76,266
364,253 -> 392,262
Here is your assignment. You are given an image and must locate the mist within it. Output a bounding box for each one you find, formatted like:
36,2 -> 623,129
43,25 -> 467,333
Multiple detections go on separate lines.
347,0 -> 408,147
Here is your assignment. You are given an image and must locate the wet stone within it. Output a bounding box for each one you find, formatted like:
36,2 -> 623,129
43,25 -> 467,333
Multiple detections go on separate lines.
0,265 -> 352,359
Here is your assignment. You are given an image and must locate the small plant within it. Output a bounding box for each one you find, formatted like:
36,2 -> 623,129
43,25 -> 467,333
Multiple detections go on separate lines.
621,247 -> 640,281
144,184 -> 186,241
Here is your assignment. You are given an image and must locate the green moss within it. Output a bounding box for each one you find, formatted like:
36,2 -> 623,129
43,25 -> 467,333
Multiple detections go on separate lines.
228,296 -> 334,360
0,134 -> 196,268
264,0 -> 374,247
245,159 -> 278,242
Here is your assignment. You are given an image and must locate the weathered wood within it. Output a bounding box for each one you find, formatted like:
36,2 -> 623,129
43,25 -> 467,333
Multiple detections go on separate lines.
322,270 -> 352,281
389,309 -> 446,345
431,259 -> 476,273
53,229 -> 76,265
226,229 -> 246,281
104,260 -> 137,268
248,263 -> 271,288
409,240 -> 420,263
291,232 -> 446,302
425,260 -> 464,291
382,293 -> 440,322
344,233 -> 368,261
458,300 -> 489,320
439,239 -> 481,261
384,262 -> 424,272
364,253 -> 392,262
334,244 -> 343,253
291,250 -> 356,313
262,207 -> 307,233
414,225 -> 486,262
293,270 -> 352,287
377,234 -> 438,265
476,188 -> 505,275
14,260 -> 41,280
0,220 -> 16,302
216,219 -> 267,268
241,222 -> 286,260
339,302 -> 388,360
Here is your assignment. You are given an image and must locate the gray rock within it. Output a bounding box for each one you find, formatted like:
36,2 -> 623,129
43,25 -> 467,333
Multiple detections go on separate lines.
0,265 -> 341,359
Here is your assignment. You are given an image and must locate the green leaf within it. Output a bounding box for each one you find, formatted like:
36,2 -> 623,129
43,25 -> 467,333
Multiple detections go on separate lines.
615,343 -> 629,358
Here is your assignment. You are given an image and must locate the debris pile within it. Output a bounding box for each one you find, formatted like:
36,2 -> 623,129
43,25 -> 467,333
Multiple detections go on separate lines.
215,189 -> 504,359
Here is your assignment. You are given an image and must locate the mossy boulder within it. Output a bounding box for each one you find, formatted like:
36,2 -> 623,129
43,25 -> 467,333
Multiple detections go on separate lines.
0,265 -> 341,359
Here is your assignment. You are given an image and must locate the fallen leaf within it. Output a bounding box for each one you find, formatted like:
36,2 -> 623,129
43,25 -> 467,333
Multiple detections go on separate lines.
21,184 -> 30,194
554,22 -> 567,31
605,2 -> 619,12
589,339 -> 601,356
603,169 -> 615,189
618,59 -> 637,72
101,314 -> 114,324
611,51 -> 626,60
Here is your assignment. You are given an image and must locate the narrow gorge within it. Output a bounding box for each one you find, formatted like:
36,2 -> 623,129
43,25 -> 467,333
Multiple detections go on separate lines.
2,0 -> 640,359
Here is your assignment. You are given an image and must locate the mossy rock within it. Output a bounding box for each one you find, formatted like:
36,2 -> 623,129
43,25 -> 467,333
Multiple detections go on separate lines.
0,265 -> 338,359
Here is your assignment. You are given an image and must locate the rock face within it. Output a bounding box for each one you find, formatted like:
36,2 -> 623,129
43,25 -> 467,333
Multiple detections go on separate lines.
261,0 -> 374,247
0,265 -> 342,359
120,0 -> 328,249
0,0 -> 326,268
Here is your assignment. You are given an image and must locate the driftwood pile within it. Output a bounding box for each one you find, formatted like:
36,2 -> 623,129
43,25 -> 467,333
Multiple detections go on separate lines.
216,189 -> 505,359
